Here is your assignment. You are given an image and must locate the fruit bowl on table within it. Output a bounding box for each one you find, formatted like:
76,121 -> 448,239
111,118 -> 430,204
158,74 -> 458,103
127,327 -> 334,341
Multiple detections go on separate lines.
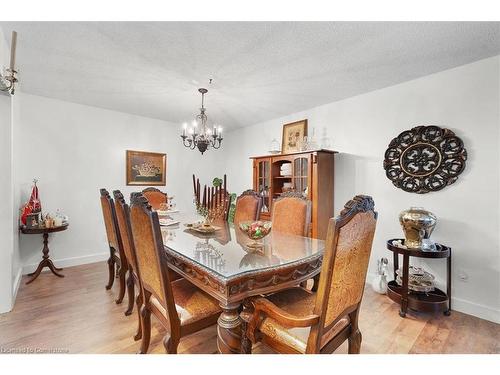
238,221 -> 272,250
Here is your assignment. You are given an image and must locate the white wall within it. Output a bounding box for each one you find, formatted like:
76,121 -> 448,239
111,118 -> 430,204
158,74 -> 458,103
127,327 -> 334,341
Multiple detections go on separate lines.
15,93 -> 222,273
0,93 -> 14,313
223,56 -> 500,323
0,25 -> 21,313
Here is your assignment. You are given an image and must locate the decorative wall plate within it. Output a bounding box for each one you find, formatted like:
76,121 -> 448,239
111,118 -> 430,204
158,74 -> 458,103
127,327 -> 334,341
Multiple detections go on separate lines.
383,126 -> 467,194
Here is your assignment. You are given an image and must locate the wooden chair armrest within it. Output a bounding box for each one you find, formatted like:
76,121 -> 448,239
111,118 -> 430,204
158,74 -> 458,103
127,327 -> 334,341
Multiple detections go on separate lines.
246,297 -> 319,343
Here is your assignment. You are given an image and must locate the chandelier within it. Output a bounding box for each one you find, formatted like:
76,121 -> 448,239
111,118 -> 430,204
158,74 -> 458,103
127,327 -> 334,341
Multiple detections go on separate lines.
181,88 -> 223,154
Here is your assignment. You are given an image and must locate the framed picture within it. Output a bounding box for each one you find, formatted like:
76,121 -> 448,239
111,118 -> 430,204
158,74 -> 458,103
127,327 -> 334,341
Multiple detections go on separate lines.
281,119 -> 308,154
126,150 -> 166,186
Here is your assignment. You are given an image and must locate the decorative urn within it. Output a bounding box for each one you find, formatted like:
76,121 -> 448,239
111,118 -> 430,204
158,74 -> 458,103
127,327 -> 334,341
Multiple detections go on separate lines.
399,207 -> 437,251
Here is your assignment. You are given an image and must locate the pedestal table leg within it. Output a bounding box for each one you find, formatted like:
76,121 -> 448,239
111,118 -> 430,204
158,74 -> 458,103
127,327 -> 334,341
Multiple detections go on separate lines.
217,302 -> 243,354
26,232 -> 64,284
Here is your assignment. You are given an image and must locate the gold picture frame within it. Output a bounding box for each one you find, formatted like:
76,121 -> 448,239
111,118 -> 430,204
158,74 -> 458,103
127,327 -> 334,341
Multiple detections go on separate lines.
281,119 -> 308,154
126,150 -> 166,186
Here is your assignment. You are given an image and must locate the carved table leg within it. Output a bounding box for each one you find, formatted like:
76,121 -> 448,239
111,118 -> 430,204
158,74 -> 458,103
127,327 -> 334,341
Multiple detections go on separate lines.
46,259 -> 64,277
26,232 -> 64,284
217,302 -> 243,354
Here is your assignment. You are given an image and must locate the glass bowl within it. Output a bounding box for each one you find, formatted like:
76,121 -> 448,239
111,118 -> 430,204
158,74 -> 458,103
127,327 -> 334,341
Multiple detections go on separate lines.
238,220 -> 272,250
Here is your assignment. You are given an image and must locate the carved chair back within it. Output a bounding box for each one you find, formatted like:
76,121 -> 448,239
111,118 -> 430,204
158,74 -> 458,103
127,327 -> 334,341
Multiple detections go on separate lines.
113,190 -> 139,276
99,188 -> 123,255
307,195 -> 377,353
142,187 -> 168,210
129,193 -> 180,327
271,191 -> 311,236
233,190 -> 262,226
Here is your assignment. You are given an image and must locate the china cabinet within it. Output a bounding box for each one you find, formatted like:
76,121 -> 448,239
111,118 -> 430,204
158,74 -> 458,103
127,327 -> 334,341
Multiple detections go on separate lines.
251,149 -> 337,239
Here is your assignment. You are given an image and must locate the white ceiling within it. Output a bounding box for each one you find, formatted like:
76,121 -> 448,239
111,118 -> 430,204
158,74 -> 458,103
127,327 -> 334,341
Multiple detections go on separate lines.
1,22 -> 499,129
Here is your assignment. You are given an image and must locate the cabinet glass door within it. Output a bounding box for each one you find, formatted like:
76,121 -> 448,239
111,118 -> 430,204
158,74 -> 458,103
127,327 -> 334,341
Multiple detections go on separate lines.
257,160 -> 271,213
293,157 -> 309,196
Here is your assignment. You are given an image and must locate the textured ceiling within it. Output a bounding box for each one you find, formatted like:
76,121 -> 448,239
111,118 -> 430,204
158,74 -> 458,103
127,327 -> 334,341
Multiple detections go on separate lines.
1,22 -> 499,129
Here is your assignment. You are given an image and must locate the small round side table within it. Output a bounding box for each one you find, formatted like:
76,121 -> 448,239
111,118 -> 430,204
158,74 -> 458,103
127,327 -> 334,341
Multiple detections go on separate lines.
386,239 -> 451,318
20,224 -> 69,284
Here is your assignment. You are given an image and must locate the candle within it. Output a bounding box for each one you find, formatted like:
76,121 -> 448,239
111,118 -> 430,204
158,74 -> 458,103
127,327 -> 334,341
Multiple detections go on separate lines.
197,179 -> 200,204
207,187 -> 210,210
192,174 -> 196,200
218,127 -> 223,138
10,31 -> 17,70
213,125 -> 217,136
189,127 -> 194,135
203,185 -> 207,208
182,122 -> 187,137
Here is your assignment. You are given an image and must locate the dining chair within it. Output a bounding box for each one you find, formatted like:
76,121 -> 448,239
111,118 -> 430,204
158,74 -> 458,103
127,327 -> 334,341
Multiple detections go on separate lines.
129,192 -> 222,354
99,188 -> 128,304
142,187 -> 168,210
233,189 -> 262,226
113,190 -> 143,341
243,195 -> 377,354
271,191 -> 311,236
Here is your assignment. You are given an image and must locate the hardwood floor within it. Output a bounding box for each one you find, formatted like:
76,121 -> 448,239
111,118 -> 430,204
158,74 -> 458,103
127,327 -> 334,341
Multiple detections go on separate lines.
0,261 -> 498,354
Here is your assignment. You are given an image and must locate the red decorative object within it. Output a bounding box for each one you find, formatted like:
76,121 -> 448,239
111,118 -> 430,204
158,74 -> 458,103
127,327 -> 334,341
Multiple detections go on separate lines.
21,179 -> 42,225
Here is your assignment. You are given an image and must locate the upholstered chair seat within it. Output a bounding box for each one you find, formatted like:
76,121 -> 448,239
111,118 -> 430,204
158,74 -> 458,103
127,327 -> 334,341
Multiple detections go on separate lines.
257,287 -> 350,353
149,278 -> 221,326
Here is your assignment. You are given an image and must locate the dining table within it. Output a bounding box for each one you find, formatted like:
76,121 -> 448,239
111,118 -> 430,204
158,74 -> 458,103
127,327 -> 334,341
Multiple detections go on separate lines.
159,213 -> 325,354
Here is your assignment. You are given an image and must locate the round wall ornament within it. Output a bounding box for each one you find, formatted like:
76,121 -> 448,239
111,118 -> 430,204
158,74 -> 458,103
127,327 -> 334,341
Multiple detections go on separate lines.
383,125 -> 467,194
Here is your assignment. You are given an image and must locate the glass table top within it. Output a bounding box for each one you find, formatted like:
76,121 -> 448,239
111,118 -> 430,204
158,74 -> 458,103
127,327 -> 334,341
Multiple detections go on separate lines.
160,213 -> 325,281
